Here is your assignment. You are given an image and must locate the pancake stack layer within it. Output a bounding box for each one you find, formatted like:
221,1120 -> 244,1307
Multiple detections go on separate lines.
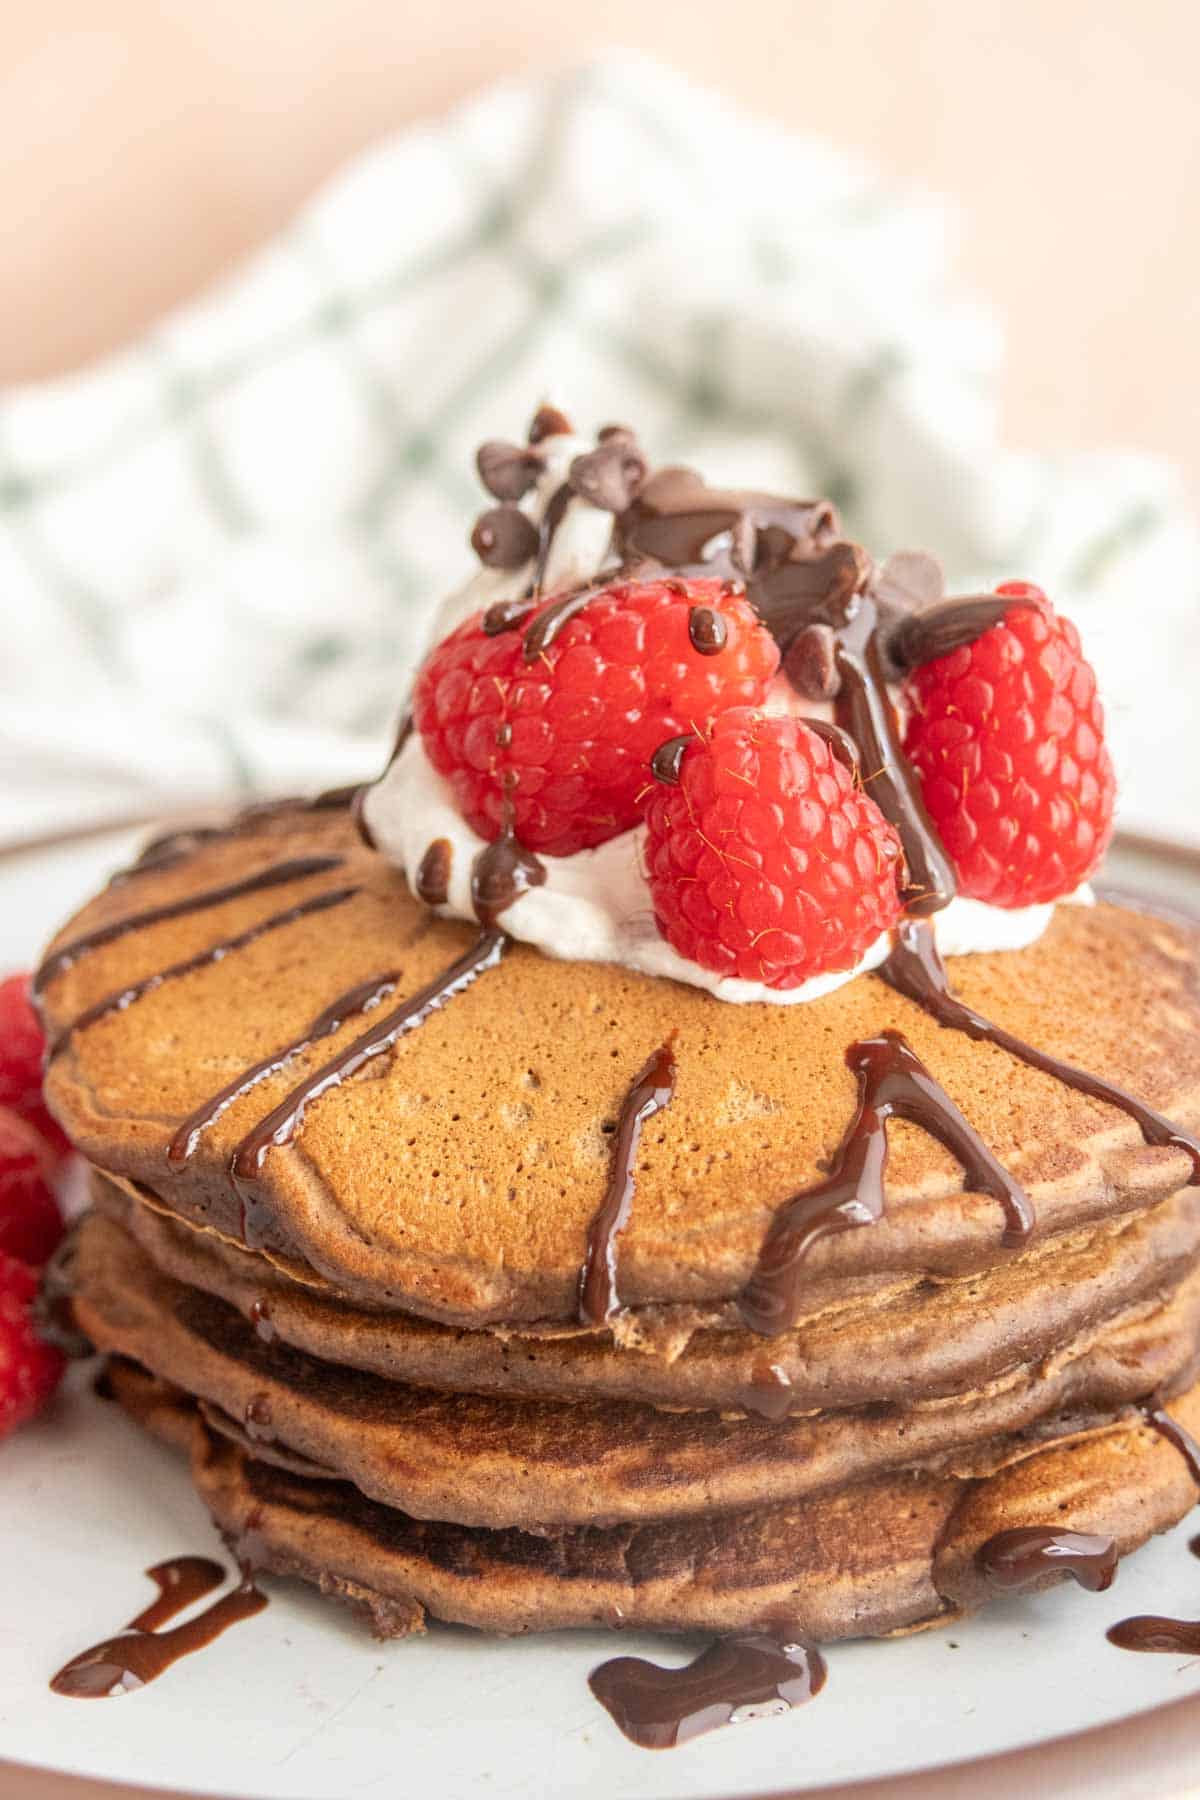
38,803 -> 1200,1643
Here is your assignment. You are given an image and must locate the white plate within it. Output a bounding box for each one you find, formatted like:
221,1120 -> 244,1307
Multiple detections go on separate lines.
2,827 -> 1200,1800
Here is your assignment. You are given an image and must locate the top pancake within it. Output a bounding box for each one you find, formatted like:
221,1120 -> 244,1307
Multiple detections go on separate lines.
38,804 -> 1200,1326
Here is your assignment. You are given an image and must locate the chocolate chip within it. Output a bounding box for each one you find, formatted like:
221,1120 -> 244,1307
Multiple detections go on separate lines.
471,505 -> 539,569
568,443 -> 648,513
528,404 -> 573,444
476,440 -> 544,503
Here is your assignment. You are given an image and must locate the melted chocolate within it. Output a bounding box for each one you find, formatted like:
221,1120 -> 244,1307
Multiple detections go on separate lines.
888,595 -> 1033,673
1141,1403 -> 1200,1487
415,838 -> 453,907
741,1360 -> 795,1422
521,579 -> 602,660
880,920 -> 1200,1179
483,595 -> 538,637
232,931 -> 505,1237
578,1043 -> 676,1325
650,734 -> 694,786
739,1031 -> 1033,1337
51,886 -> 359,1058
35,856 -> 344,993
167,969 -> 400,1165
688,605 -> 727,655
249,1298 -> 276,1344
1107,1615 -> 1200,1655
589,1632 -> 826,1750
976,1528 -> 1118,1593
50,1559 -> 265,1699
530,483 -> 575,599
470,814 -> 546,931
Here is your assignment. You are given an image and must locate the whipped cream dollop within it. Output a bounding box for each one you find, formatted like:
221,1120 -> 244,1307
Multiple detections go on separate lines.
363,422 -> 1085,1004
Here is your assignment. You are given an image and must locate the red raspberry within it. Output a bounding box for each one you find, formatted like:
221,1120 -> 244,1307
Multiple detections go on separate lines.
0,1108 -> 64,1267
0,1251 -> 65,1438
643,709 -> 903,988
0,974 -> 69,1158
902,584 -> 1115,907
414,578 -> 779,856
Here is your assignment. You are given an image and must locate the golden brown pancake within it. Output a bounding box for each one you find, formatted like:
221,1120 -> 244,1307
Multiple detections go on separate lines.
99,1357 -> 1200,1642
37,807 -> 1200,1326
72,1209 -> 1200,1531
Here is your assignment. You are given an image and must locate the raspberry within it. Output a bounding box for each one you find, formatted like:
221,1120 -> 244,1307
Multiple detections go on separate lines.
902,584 -> 1115,907
0,1108 -> 64,1266
0,1251 -> 65,1438
643,709 -> 903,988
414,578 -> 779,856
0,974 -> 69,1157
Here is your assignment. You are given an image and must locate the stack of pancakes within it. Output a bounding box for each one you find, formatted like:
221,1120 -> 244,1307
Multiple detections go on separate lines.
40,804 -> 1200,1641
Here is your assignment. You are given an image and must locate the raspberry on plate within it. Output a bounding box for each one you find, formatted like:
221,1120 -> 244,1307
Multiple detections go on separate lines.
643,709 -> 903,988
0,1108 -> 64,1267
0,1251 -> 65,1438
0,973 -> 69,1157
414,578 -> 780,857
901,583 -> 1116,908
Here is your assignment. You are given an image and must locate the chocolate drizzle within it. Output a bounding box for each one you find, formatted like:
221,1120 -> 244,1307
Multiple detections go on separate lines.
50,1558 -> 265,1699
470,798 -> 546,931
1108,1614 -> 1200,1654
1141,1403 -> 1200,1487
739,1031 -> 1033,1337
50,886 -> 360,1057
688,605 -> 727,655
589,1632 -> 826,1750
649,734 -> 694,786
167,969 -> 401,1165
531,483 -> 574,598
35,856 -> 344,993
976,1528 -> 1118,1593
880,919 -> 1200,1180
231,931 -> 505,1240
578,1044 -> 677,1325
415,838 -> 453,908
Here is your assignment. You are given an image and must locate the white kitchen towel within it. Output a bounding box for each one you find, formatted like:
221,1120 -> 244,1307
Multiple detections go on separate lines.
1,53 -> 1196,847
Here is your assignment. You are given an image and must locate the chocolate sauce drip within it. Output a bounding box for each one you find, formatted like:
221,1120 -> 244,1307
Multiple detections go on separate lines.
35,1221 -> 93,1359
231,931 -> 505,1234
470,811 -> 546,930
528,404 -> 572,444
167,968 -> 399,1165
880,919 -> 1200,1180
483,595 -> 538,637
415,838 -> 453,907
477,439 -> 543,502
578,1043 -> 676,1325
803,717 -> 861,776
589,1632 -> 826,1750
50,1559 -> 265,1699
249,1298 -> 276,1343
739,1031 -> 1033,1337
976,1528 -> 1118,1593
531,483 -> 573,597
51,885 -> 359,1058
35,856 -> 344,994
887,595 -> 1032,675
1107,1615 -> 1200,1655
688,605 -> 727,655
1141,1403 -> 1200,1487
471,505 -> 539,570
650,734 -> 694,786
521,579 -> 602,660
741,1359 -> 795,1422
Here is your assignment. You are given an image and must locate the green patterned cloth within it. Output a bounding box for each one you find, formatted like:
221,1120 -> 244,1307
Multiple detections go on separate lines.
1,55 -> 1196,844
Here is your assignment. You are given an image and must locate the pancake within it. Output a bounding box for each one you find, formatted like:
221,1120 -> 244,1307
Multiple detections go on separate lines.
92,1170 -> 1200,1417
100,1358 -> 1200,1642
72,1208 -> 1200,1531
36,806 -> 1200,1327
